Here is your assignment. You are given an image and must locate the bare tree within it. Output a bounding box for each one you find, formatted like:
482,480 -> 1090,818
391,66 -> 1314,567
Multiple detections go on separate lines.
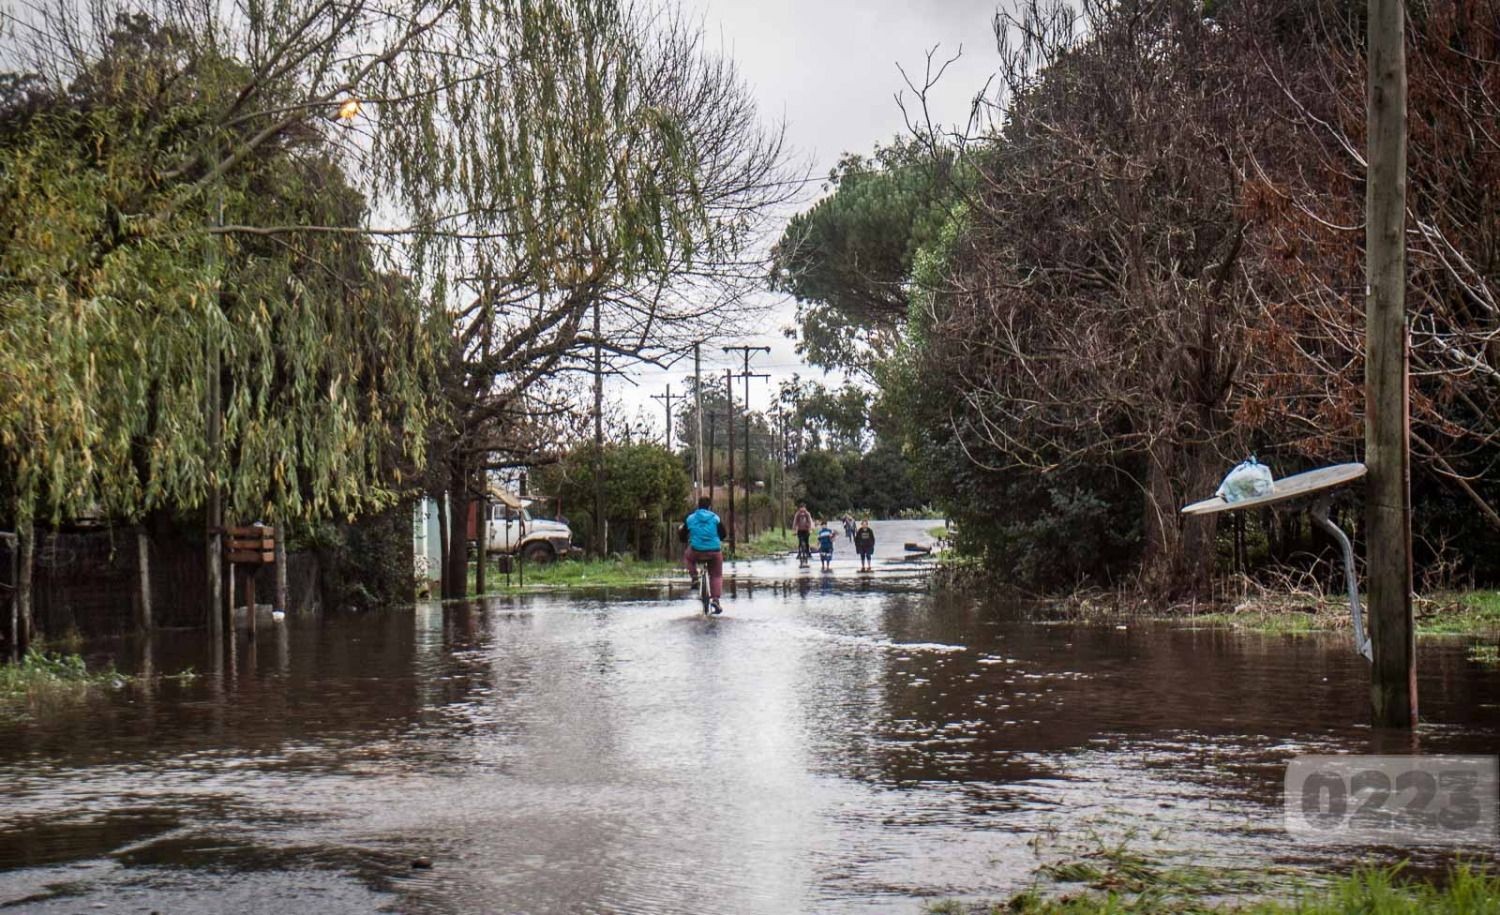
1243,0 -> 1500,531
908,0 -> 1263,594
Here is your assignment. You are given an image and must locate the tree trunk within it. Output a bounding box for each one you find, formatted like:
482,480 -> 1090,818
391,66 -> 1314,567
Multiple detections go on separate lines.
1140,438 -> 1182,594
135,526 -> 152,632
7,534 -> 17,662
444,458 -> 471,599
17,517 -> 34,654
592,303 -> 605,559
1179,444 -> 1221,595
1141,436 -> 1219,598
274,528 -> 289,614
447,497 -> 468,598
475,495 -> 488,596
436,494 -> 450,598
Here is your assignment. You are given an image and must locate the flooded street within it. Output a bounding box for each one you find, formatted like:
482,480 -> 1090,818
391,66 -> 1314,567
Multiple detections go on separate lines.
1,519 -> 1496,913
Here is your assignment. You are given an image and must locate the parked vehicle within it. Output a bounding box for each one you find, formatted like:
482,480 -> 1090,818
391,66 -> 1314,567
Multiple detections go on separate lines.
466,488 -> 575,563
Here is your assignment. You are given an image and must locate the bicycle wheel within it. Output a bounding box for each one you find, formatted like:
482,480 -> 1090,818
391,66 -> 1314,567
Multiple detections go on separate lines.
699,575 -> 711,615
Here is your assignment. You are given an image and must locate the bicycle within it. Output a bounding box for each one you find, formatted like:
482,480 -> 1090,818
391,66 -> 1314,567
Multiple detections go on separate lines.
697,566 -> 713,615
686,549 -> 722,615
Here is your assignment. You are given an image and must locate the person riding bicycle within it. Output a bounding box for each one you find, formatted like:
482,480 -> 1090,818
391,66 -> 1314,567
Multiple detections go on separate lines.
792,503 -> 813,559
678,496 -> 727,614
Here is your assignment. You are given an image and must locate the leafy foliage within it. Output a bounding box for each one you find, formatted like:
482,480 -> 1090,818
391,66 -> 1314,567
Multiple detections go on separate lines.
535,443 -> 689,549
843,443 -> 923,520
0,649 -> 124,708
793,450 -> 849,519
770,137 -> 957,375
785,0 -> 1500,594
780,378 -> 871,453
0,16 -> 436,526
672,375 -> 780,487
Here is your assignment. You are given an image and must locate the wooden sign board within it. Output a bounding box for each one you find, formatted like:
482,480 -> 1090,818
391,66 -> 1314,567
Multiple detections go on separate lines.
1181,463 -> 1367,516
226,525 -> 276,565
227,551 -> 274,564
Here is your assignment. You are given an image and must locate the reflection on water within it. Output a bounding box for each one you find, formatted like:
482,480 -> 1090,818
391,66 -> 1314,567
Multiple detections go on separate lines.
1,522 -> 1496,913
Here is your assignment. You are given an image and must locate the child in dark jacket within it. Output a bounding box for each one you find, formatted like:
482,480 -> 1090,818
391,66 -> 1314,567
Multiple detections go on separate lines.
853,520 -> 875,571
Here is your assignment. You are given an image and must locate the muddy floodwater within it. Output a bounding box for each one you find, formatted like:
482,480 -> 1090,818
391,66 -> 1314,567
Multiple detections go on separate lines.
2,519 -> 1497,913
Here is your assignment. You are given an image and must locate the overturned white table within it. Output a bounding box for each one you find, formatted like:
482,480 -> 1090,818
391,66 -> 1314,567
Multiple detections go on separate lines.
1182,463 -> 1372,660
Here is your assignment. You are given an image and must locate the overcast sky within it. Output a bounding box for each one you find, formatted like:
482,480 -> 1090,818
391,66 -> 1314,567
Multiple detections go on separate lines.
611,0 -> 1002,435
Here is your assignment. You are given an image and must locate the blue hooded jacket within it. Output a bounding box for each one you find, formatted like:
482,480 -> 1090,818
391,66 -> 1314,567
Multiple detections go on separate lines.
684,508 -> 725,551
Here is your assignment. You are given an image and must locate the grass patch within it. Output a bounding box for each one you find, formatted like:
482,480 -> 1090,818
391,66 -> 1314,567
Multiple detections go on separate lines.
928,854 -> 1499,914
735,527 -> 798,559
479,556 -> 676,592
1469,643 -> 1499,667
927,525 -> 952,541
468,528 -> 798,594
0,650 -> 127,711
1166,589 -> 1500,639
34,626 -> 85,654
1419,591 -> 1500,636
1184,609 -> 1327,634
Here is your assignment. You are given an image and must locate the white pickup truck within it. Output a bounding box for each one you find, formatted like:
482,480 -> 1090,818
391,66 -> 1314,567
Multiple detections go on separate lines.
481,500 -> 574,563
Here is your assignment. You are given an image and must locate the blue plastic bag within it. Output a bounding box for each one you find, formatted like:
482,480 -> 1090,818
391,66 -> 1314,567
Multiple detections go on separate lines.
1216,456 -> 1274,504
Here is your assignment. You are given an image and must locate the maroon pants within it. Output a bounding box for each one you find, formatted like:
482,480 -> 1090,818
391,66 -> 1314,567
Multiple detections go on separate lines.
683,548 -> 724,599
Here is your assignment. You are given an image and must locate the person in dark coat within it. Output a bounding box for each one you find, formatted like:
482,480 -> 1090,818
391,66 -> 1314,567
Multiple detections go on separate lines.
853,519 -> 875,571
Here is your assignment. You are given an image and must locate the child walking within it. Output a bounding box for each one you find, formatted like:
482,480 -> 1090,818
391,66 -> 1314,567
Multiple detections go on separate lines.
816,520 -> 836,571
853,519 -> 875,571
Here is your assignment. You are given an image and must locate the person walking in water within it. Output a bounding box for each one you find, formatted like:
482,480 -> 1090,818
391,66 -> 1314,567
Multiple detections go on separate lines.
816,519 -> 836,571
793,503 -> 813,560
853,519 -> 875,572
678,496 -> 727,614
842,513 -> 855,541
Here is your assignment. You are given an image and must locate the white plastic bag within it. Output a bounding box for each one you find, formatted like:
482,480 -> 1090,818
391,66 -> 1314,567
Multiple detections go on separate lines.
1216,456 -> 1274,504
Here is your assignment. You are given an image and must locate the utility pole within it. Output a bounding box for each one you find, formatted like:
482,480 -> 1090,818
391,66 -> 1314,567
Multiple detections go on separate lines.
724,346 -> 770,542
1366,0 -> 1415,728
650,385 -> 674,449
693,343 -> 704,500
777,408 -> 788,536
706,412 -> 718,500
592,299 -> 605,558
725,369 -> 736,555
206,174 -> 224,635
768,407 -> 779,535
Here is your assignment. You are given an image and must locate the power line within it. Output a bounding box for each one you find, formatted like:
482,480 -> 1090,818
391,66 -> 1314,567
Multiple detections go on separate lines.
649,385 -> 674,448
724,345 -> 771,547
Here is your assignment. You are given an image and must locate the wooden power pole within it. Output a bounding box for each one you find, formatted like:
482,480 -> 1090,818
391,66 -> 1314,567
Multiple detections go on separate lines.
725,369 -> 736,555
693,343 -> 704,500
650,385 -> 674,449
724,346 -> 770,543
778,409 -> 788,536
707,412 -> 717,500
1366,0 -> 1416,728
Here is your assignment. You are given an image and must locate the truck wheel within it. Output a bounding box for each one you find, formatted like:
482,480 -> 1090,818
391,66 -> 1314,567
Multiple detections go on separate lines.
522,541 -> 556,564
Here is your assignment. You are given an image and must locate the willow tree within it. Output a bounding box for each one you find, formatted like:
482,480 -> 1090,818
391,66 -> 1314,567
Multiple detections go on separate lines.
415,8 -> 793,595
2,0 -> 793,613
1,15 -> 440,639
